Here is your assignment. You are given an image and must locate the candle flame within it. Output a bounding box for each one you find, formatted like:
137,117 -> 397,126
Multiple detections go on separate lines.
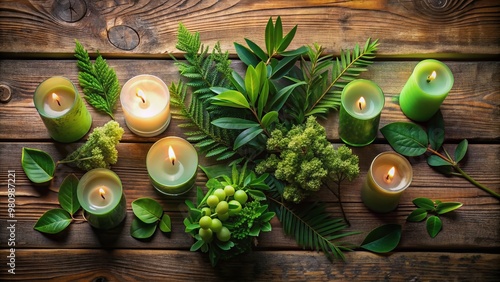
99,187 -> 106,200
427,71 -> 437,83
385,166 -> 396,183
136,89 -> 146,103
52,93 -> 61,106
357,97 -> 366,111
168,146 -> 176,166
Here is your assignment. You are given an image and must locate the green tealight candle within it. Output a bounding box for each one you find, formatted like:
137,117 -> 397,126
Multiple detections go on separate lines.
33,76 -> 92,143
399,59 -> 454,122
147,137 -> 198,196
338,79 -> 385,146
77,168 -> 127,229
361,152 -> 413,213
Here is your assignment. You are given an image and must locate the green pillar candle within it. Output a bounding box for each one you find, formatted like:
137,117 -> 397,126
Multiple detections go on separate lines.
33,76 -> 92,143
338,79 -> 385,146
147,137 -> 198,196
361,152 -> 413,213
399,59 -> 454,122
77,168 -> 127,229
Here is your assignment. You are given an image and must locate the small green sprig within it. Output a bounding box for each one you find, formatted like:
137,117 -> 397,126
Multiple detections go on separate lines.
75,40 -> 120,119
130,198 -> 171,239
407,197 -> 462,238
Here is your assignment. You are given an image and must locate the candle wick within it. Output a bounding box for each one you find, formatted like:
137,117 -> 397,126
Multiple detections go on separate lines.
358,101 -> 362,110
56,99 -> 61,106
385,174 -> 390,181
426,77 -> 432,83
172,159 -> 175,166
101,194 -> 106,200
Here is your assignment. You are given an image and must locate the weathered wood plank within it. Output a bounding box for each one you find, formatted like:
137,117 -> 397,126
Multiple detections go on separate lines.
1,249 -> 498,281
1,60 -> 498,141
0,0 -> 499,58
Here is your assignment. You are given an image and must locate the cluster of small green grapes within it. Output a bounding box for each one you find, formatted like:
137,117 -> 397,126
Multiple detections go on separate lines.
197,185 -> 249,243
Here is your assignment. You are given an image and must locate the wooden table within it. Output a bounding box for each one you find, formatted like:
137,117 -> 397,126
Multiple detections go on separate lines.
1,0 -> 499,281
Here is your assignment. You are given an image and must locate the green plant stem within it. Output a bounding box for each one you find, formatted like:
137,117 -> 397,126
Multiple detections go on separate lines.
427,147 -> 452,163
453,165 -> 500,200
324,181 -> 350,226
56,156 -> 95,166
249,107 -> 271,137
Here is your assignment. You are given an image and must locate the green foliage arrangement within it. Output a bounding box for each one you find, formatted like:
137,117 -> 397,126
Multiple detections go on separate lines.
172,17 -> 379,263
21,120 -> 124,183
407,197 -> 462,238
75,40 -> 120,119
380,111 -> 499,199
130,198 -> 172,239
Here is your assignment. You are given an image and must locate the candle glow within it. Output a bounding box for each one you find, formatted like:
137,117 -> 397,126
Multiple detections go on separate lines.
427,71 -> 437,83
168,146 -> 176,166
385,166 -> 395,183
52,93 -> 61,106
358,96 -> 366,111
136,88 -> 146,103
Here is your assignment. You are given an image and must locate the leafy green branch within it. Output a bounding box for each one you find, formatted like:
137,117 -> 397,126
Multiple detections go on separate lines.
407,197 -> 462,238
130,198 -> 171,239
380,112 -> 499,200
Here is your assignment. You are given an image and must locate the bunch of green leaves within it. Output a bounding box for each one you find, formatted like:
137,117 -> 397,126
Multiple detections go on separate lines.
22,121 -> 124,183
34,174 -> 81,234
130,198 -> 171,239
75,40 -> 120,119
407,197 -> 462,238
184,164 -> 275,266
380,111 -> 499,199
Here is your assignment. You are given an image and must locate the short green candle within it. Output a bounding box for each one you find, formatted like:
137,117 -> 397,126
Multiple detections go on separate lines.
338,79 -> 385,146
399,59 -> 454,122
147,137 -> 198,196
361,152 -> 413,213
77,168 -> 127,229
33,76 -> 92,143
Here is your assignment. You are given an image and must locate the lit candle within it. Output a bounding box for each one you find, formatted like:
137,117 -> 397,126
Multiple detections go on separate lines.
77,168 -> 127,229
338,79 -> 385,146
146,137 -> 198,196
399,59 -> 454,122
33,76 -> 92,143
361,152 -> 413,213
120,74 -> 171,137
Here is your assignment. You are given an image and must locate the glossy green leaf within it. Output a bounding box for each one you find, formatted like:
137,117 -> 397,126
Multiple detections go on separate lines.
360,224 -> 402,253
58,174 -> 80,216
454,139 -> 468,163
233,126 -> 264,150
270,55 -> 299,79
132,198 -> 163,224
277,25 -> 298,53
280,45 -> 309,57
212,117 -> 259,129
211,90 -> 250,109
261,111 -> 278,129
199,164 -> 233,180
34,209 -> 72,234
216,240 -> 235,251
234,42 -> 259,67
244,38 -> 267,62
427,110 -> 445,150
257,79 -> 269,118
406,208 -> 428,222
380,122 -> 428,157
265,17 -> 275,56
130,218 -> 157,239
274,16 -> 283,51
426,216 -> 442,238
248,189 -> 266,201
436,202 -> 463,215
412,197 -> 435,211
231,71 -> 246,94
245,64 -> 259,106
159,213 -> 172,233
427,155 -> 452,167
190,239 -> 205,251
268,81 -> 306,112
21,147 -> 55,183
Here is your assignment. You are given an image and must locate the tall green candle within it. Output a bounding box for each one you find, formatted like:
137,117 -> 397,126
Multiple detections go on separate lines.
33,76 -> 92,143
147,137 -> 198,196
77,168 -> 127,229
338,79 -> 385,146
361,152 -> 413,213
399,59 -> 454,122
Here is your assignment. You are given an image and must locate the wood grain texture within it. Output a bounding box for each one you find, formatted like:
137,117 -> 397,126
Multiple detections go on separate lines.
0,249 -> 498,281
0,60 -> 498,141
0,0 -> 499,57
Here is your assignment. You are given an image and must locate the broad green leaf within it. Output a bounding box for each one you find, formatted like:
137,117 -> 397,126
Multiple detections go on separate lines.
21,147 -> 55,183
34,209 -> 72,234
261,111 -> 278,129
244,38 -> 267,62
407,208 -> 428,222
131,198 -> 163,224
380,122 -> 428,157
265,17 -> 275,56
268,81 -> 306,112
212,117 -> 259,129
412,197 -> 435,211
270,55 -> 299,79
159,213 -> 172,233
454,139 -> 468,163
426,216 -> 442,238
211,90 -> 250,109
427,110 -> 445,150
130,218 -> 157,239
199,165 -> 233,180
233,126 -> 264,150
245,64 -> 259,106
231,71 -> 246,93
257,79 -> 269,118
190,239 -> 205,251
277,25 -> 298,53
280,46 -> 309,57
360,224 -> 402,253
274,16 -> 283,51
248,189 -> 266,201
58,174 -> 80,216
427,155 -> 452,167
234,42 -> 259,67
210,86 -> 231,95
216,240 -> 235,251
436,202 -> 463,215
